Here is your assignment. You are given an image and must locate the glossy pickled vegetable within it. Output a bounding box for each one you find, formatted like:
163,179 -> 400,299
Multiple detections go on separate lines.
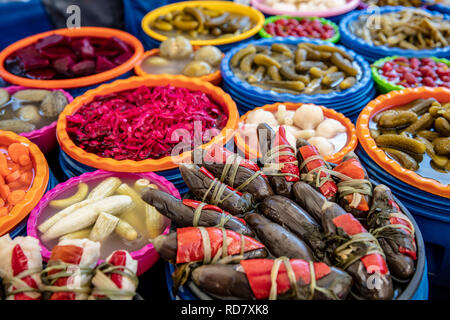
150,6 -> 255,40
231,43 -> 361,95
371,99 -> 450,182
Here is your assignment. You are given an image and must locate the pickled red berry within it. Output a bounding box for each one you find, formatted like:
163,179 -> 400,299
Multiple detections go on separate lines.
379,57 -> 450,89
264,18 -> 335,40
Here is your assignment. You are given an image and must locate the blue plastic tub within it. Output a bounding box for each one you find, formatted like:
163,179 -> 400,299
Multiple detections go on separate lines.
355,145 -> 450,288
164,193 -> 429,300
58,149 -> 189,196
428,3 -> 450,15
220,37 -> 375,118
10,168 -> 59,239
339,6 -> 450,63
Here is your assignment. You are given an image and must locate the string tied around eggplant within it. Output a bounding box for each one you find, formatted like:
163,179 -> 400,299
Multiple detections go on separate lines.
299,155 -> 334,189
40,263 -> 94,296
221,153 -> 264,192
2,267 -> 42,298
262,144 -> 300,180
202,178 -> 238,206
90,262 -> 139,300
268,257 -> 339,300
172,227 -> 246,295
192,202 -> 232,229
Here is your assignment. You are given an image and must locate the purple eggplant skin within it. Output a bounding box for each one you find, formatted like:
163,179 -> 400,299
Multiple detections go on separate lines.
142,188 -> 253,236
368,184 -> 415,281
336,152 -> 372,219
321,204 -> 394,300
152,232 -> 268,264
245,213 -> 314,261
179,163 -> 255,217
293,181 -> 328,223
257,123 -> 294,198
259,195 -> 325,260
191,263 -> 353,300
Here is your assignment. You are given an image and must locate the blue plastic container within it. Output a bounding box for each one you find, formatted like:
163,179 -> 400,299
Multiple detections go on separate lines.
428,3 -> 450,15
355,145 -> 450,288
164,182 -> 429,300
339,6 -> 450,63
10,168 -> 59,239
58,149 -> 189,196
221,37 -> 375,119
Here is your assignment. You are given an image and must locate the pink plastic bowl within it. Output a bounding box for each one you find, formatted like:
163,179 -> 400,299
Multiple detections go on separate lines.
27,170 -> 180,276
251,0 -> 361,17
4,86 -> 73,154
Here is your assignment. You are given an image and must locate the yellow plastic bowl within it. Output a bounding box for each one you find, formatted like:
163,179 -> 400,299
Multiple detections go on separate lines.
141,1 -> 265,47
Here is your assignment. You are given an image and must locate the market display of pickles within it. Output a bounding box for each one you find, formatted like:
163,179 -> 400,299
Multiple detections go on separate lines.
140,36 -> 223,77
150,6 -> 255,40
370,98 -> 450,183
143,144 -> 418,300
230,43 -> 361,94
351,9 -> 450,49
239,103 -> 348,157
0,88 -> 68,133
37,176 -> 168,259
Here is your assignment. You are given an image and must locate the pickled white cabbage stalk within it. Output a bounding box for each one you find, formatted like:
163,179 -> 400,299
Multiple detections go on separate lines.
265,0 -> 348,11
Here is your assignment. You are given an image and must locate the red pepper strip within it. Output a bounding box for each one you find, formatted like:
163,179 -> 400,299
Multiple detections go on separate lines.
334,159 -> 369,211
176,227 -> 264,264
108,250 -> 127,289
299,145 -> 337,199
199,166 -> 243,196
205,145 -> 265,177
48,245 -> 84,300
332,214 -> 388,274
11,244 -> 40,300
273,126 -> 299,182
182,199 -> 247,225
387,200 -> 417,260
241,259 -> 331,300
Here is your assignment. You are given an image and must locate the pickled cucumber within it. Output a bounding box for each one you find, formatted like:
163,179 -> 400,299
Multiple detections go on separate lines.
375,134 -> 426,154
0,88 -> 9,106
435,117 -> 450,136
433,137 -> 450,156
381,147 -> 419,171
378,110 -> 418,129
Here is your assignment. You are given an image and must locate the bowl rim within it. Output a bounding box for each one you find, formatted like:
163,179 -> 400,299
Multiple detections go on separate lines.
251,0 -> 361,18
234,102 -> 358,164
258,15 -> 341,43
0,27 -> 144,89
356,86 -> 450,198
371,56 -> 450,92
56,74 -> 239,172
141,0 -> 265,47
26,170 -> 180,272
134,48 -> 223,85
0,131 -> 49,235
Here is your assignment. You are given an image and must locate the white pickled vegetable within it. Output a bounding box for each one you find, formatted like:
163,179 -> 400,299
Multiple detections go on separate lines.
275,104 -> 295,126
308,137 -> 335,157
293,104 -> 324,130
315,119 -> 347,139
285,126 -> 315,140
246,109 -> 278,127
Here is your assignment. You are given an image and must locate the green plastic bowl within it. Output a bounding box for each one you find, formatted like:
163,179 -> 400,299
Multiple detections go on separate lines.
372,56 -> 450,94
258,15 -> 340,43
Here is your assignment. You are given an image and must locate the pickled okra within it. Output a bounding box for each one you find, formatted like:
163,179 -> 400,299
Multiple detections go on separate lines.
231,42 -> 362,94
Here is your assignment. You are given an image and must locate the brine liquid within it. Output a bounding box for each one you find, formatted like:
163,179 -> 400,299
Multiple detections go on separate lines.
38,177 -> 168,260
0,96 -> 57,130
369,111 -> 450,185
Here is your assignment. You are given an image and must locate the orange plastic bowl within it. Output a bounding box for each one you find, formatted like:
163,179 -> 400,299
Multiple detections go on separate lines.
134,48 -> 223,86
56,75 -> 239,172
0,131 -> 49,236
235,102 -> 357,164
356,87 -> 450,198
0,27 -> 144,89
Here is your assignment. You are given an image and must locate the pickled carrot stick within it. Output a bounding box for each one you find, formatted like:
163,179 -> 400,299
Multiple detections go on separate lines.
0,207 -> 8,217
0,185 -> 10,201
8,143 -> 30,164
8,180 -> 25,191
0,198 -> 5,207
0,153 -> 11,177
8,190 -> 26,205
6,170 -> 21,183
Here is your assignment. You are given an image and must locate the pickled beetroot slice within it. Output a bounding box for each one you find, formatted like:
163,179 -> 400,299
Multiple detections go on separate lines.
53,56 -> 75,74
70,60 -> 95,76
66,85 -> 229,161
95,56 -> 116,73
16,45 -> 49,71
35,34 -> 67,50
25,68 -> 56,80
